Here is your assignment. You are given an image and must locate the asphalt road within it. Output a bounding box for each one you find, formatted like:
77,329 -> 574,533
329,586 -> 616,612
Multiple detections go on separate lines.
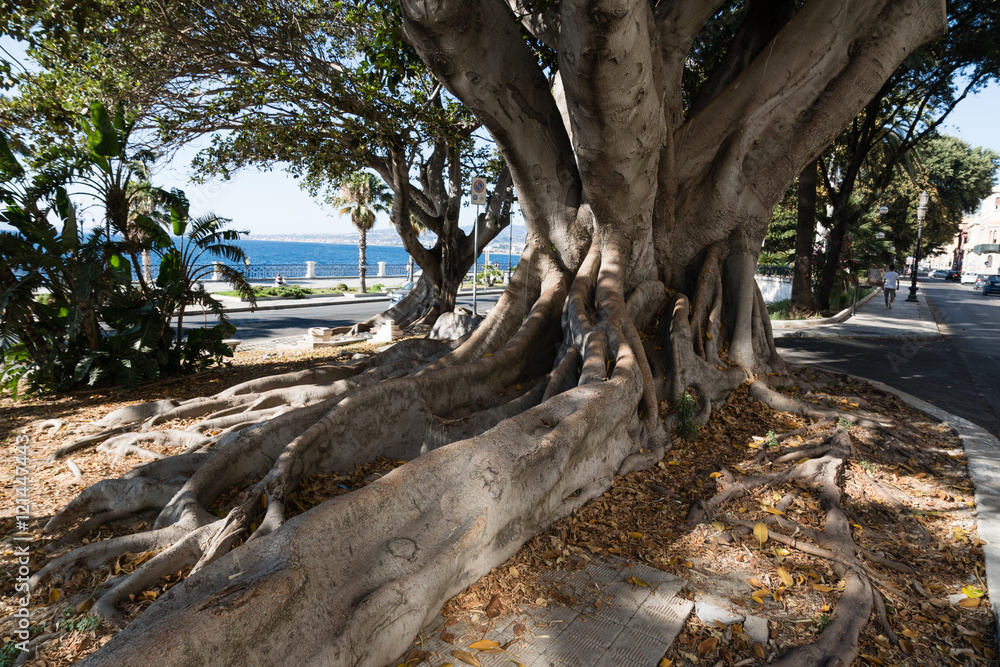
777,278 -> 1000,436
191,292 -> 503,341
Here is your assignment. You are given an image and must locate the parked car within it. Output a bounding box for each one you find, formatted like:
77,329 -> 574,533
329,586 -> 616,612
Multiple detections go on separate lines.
973,274 -> 989,290
961,272 -> 980,284
984,275 -> 1000,296
928,269 -> 949,279
390,281 -> 416,303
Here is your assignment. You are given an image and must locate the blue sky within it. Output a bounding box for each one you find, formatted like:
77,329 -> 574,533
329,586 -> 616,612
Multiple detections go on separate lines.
939,81 -> 1000,164
4,36 -> 1000,236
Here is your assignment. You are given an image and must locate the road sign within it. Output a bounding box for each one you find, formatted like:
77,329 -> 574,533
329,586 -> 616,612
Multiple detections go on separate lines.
470,177 -> 487,205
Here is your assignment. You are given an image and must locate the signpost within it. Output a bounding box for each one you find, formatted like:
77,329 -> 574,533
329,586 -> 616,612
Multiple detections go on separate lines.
470,177 -> 487,313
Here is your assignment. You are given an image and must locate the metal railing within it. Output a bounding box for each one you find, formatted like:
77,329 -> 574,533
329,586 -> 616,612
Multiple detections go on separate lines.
145,262 -> 414,281
238,263 -> 310,280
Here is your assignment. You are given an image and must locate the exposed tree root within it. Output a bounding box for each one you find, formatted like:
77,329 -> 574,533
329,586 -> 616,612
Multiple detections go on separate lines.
50,426 -> 130,460
688,409 -> 923,666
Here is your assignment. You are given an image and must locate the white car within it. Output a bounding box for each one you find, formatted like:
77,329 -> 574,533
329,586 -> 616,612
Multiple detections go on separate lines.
961,272 -> 980,284
390,282 -> 416,303
928,269 -> 949,279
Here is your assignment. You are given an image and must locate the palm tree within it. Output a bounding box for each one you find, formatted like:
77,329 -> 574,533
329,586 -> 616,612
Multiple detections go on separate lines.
331,172 -> 390,294
153,206 -> 255,350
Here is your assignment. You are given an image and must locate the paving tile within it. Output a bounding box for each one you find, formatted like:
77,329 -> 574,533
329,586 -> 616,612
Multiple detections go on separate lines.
558,615 -> 624,649
530,632 -> 607,667
600,581 -> 651,610
603,624 -> 672,666
599,599 -> 638,626
629,599 -> 694,645
395,558 -> 692,667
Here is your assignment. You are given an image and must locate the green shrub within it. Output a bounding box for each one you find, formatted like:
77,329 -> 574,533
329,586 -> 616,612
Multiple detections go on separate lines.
767,299 -> 822,320
675,392 -> 699,441
256,285 -> 313,298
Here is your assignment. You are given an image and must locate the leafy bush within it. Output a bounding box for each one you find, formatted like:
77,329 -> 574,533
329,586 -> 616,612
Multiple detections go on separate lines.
256,285 -> 313,298
0,105 -> 252,396
767,299 -> 821,320
675,392 -> 699,441
476,263 -> 504,286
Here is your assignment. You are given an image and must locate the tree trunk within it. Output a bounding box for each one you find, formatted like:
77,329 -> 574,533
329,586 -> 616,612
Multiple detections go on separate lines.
31,2 -> 946,666
354,159 -> 514,332
791,159 -> 819,314
815,207 -> 858,311
357,227 -> 367,295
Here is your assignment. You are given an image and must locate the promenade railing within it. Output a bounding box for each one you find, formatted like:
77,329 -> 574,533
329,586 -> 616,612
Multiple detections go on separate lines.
144,261 -> 414,281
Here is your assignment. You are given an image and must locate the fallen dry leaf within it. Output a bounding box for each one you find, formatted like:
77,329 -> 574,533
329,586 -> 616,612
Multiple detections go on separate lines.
452,649 -> 482,666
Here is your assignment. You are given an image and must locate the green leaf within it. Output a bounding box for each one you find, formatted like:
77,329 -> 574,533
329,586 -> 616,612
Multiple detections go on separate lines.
74,353 -> 103,383
112,101 -> 128,133
54,187 -> 78,250
167,189 -> 190,236
157,250 -> 183,287
86,101 -> 120,157
109,254 -> 133,281
0,132 -> 25,179
133,214 -> 173,249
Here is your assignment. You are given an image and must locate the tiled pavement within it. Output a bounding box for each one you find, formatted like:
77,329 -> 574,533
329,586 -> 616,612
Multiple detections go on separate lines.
397,560 -> 693,667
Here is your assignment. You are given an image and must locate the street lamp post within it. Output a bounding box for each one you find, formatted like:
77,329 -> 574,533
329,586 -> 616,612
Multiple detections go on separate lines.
905,191 -> 929,303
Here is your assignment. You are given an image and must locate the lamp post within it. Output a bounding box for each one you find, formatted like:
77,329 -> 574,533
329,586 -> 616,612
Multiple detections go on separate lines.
905,191 -> 929,303
507,205 -> 513,283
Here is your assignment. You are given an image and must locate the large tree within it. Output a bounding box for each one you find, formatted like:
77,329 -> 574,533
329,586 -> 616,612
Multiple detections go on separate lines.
21,1 -> 947,665
879,134 -> 999,267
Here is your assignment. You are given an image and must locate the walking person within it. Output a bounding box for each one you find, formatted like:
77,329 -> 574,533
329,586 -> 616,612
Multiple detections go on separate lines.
882,263 -> 900,309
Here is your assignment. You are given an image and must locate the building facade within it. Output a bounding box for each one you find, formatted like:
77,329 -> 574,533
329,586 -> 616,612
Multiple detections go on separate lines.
936,186 -> 1000,274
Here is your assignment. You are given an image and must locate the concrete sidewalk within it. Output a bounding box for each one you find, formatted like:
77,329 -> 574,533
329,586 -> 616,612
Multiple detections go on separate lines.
772,286 -> 942,341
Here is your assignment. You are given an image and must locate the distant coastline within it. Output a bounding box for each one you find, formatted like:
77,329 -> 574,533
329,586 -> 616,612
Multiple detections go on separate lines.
248,234 -> 401,245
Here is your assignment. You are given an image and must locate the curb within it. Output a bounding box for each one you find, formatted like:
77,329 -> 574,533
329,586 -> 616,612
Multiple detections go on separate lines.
770,288 -> 879,329
216,287 -> 508,314
220,295 -> 392,314
820,371 -> 1000,645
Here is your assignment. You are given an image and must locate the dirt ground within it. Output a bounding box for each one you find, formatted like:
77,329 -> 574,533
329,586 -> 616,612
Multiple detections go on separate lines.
0,345 -> 996,666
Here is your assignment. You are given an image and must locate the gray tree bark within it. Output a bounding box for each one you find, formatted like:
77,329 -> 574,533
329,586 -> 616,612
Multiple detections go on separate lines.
792,159 -> 820,313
